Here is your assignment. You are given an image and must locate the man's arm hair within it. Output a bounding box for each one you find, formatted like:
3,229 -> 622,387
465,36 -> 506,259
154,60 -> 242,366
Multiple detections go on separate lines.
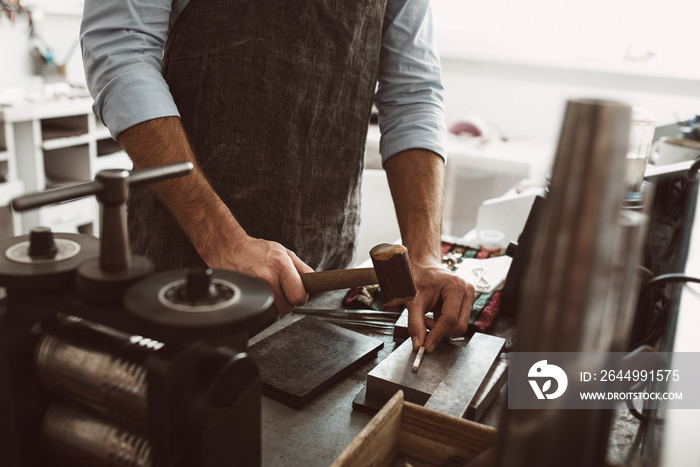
118,117 -> 312,314
384,148 -> 443,265
119,117 -> 246,265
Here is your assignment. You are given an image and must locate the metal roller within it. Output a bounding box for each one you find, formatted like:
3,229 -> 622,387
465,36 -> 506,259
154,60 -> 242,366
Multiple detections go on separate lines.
35,316 -> 162,425
41,399 -> 151,467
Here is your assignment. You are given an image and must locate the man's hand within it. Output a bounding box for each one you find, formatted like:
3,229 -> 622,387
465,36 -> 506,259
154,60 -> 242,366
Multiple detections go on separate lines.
407,259 -> 475,353
209,235 -> 314,315
119,117 -> 313,314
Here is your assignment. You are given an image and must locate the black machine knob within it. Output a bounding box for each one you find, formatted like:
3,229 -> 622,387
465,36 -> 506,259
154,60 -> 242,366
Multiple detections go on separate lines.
174,268 -> 244,308
181,268 -> 217,303
28,227 -> 58,259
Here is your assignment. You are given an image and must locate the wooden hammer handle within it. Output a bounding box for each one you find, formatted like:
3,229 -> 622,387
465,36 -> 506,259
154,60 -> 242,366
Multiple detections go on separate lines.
300,268 -> 377,295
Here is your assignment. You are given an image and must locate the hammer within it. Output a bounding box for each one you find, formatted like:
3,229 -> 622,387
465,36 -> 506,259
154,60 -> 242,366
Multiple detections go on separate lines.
300,243 -> 417,306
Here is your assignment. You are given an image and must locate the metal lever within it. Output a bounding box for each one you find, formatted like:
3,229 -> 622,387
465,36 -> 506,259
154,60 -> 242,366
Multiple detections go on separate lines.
11,162 -> 194,212
11,161 -> 193,302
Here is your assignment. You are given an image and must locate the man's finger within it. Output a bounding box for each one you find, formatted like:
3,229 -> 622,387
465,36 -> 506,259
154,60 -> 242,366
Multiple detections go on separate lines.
278,258 -> 309,307
424,287 -> 465,352
448,284 -> 474,338
407,296 -> 430,350
288,249 -> 315,274
271,285 -> 295,314
258,268 -> 296,314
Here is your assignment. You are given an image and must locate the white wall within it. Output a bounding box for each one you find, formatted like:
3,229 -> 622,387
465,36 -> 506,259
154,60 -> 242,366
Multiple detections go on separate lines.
433,0 -> 700,145
355,169 -> 401,267
439,57 -> 700,146
0,15 -> 33,86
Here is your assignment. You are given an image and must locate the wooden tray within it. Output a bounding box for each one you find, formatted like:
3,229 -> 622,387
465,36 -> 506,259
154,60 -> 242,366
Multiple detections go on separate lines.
334,390 -> 626,467
332,390 -> 495,467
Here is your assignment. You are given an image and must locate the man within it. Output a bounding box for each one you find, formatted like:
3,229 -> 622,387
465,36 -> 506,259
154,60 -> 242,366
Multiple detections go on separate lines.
80,0 -> 473,353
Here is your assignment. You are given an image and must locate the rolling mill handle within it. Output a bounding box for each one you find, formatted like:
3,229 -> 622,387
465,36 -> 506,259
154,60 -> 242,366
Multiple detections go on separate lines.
10,162 -> 193,277
11,162 -> 194,212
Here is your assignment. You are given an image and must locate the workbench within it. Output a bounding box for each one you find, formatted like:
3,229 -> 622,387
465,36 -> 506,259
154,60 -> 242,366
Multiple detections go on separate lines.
251,289 -> 496,466
256,197 -> 700,466
253,285 -> 506,467
254,296 -> 650,466
255,311 -> 395,466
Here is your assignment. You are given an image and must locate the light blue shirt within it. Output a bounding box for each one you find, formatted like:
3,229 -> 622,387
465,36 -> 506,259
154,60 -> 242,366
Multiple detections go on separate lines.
80,0 -> 446,164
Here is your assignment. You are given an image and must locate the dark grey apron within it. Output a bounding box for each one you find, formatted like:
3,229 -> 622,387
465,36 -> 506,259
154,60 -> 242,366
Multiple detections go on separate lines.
127,0 -> 388,272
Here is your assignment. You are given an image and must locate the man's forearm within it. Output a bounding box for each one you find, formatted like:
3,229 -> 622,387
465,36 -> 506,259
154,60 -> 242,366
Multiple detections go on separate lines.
385,148 -> 473,352
119,117 -> 312,314
384,148 -> 445,264
118,116 -> 246,266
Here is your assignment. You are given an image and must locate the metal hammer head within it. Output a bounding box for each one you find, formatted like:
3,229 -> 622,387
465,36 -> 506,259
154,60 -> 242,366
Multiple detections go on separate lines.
369,243 -> 417,307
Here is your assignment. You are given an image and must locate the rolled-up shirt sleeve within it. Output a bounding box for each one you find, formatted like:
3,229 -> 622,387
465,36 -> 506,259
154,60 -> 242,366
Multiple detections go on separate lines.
375,0 -> 447,164
80,0 -> 181,139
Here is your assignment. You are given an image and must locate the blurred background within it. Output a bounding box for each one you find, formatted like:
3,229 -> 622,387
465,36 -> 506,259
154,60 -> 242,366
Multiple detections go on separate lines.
1,0 -> 699,258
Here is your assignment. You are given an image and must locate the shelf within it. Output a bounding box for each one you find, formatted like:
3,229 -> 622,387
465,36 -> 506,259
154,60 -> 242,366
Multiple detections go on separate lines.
6,100 -> 133,235
38,197 -> 95,233
645,160 -> 694,179
94,126 -> 112,141
41,115 -> 89,151
94,151 -> 132,173
0,180 -> 24,206
42,133 -> 92,151
0,98 -> 93,123
96,138 -> 123,157
44,144 -> 91,187
3,100 -> 107,235
43,178 -> 92,190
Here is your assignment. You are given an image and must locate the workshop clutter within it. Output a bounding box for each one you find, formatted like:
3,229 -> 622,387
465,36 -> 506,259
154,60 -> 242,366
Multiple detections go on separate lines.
344,242 -> 505,336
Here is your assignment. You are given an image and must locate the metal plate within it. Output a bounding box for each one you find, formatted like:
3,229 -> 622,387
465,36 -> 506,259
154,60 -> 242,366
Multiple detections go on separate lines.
367,336 -> 462,405
247,316 -> 383,409
366,333 -> 506,418
424,333 -> 505,418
